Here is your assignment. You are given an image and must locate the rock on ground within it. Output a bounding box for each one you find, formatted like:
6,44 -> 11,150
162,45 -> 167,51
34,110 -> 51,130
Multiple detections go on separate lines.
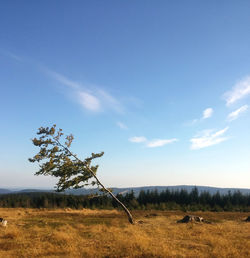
177,215 -> 204,223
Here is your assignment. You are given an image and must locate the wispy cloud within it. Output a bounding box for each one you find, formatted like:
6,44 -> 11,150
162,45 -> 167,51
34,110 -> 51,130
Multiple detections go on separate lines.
129,136 -> 178,148
2,53 -> 126,113
0,50 -> 22,61
185,108 -> 213,126
202,108 -> 213,119
146,138 -> 178,148
227,105 -> 248,121
78,91 -> 100,111
97,89 -> 123,113
129,136 -> 147,143
224,76 -> 250,106
117,121 -> 128,130
7,52 -> 22,61
184,119 -> 199,127
48,71 -> 80,90
190,127 -> 229,150
46,70 -> 123,113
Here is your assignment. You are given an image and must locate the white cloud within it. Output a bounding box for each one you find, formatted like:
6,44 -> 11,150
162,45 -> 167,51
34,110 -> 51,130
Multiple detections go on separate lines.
78,91 -> 101,111
47,70 -> 123,113
129,136 -> 147,143
202,108 -> 213,119
146,138 -> 178,148
190,127 -> 229,150
117,122 -> 128,130
97,89 -> 124,113
129,136 -> 178,148
224,76 -> 250,106
185,108 -> 213,126
227,105 -> 248,121
48,71 -> 81,90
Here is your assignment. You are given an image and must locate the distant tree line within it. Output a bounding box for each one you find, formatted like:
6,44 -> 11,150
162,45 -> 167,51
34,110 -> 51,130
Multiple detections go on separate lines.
0,187 -> 249,212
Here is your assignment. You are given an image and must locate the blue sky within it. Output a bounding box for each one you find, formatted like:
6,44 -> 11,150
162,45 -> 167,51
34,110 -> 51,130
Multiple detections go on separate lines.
0,1 -> 250,188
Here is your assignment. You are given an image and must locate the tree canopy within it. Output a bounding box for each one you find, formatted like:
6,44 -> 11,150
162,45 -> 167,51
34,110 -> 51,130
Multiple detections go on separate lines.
29,125 -> 134,224
29,125 -> 104,191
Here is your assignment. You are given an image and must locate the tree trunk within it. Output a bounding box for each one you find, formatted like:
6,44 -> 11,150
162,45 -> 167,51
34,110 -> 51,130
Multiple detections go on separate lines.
55,137 -> 134,224
88,168 -> 134,224
104,187 -> 134,224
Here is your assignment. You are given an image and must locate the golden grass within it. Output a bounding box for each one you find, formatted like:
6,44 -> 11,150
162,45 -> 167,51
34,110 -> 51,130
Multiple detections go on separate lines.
0,208 -> 249,257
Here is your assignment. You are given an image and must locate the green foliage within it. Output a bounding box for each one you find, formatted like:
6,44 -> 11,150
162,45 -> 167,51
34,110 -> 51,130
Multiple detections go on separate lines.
29,125 -> 134,224
29,125 -> 104,192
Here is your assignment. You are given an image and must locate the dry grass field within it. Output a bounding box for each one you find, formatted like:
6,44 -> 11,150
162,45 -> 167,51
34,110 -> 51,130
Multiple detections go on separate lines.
0,208 -> 249,257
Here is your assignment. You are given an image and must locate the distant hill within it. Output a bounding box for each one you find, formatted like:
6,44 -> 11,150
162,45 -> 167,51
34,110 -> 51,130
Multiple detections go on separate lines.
18,189 -> 54,193
1,185 -> 250,196
0,188 -> 12,194
65,185 -> 250,196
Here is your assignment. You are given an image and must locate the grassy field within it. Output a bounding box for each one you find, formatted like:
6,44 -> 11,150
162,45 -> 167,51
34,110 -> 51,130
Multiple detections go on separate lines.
0,208 -> 249,257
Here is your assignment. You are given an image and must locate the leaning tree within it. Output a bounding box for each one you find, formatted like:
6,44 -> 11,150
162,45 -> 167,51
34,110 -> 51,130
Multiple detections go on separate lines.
29,125 -> 134,224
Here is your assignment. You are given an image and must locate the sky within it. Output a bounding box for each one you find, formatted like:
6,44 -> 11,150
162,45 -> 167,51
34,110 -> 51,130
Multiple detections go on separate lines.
0,1 -> 250,189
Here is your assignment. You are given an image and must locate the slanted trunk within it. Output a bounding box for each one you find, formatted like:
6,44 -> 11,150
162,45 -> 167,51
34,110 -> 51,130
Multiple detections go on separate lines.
87,168 -> 134,224
54,137 -> 134,224
102,186 -> 134,224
